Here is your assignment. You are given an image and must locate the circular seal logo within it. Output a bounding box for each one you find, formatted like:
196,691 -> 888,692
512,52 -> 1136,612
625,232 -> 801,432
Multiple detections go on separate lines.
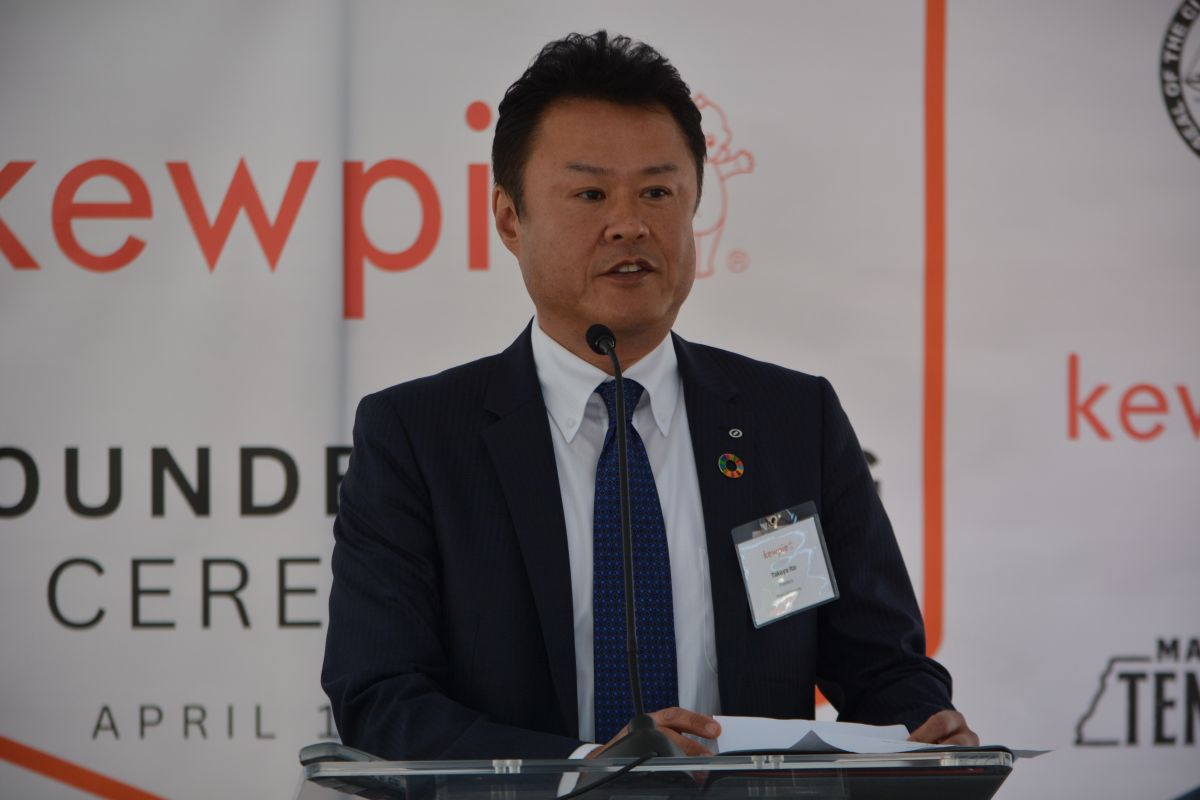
1161,0 -> 1200,158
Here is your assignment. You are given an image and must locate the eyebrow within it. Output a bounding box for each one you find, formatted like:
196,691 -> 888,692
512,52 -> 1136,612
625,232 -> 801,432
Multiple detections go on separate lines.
565,162 -> 680,176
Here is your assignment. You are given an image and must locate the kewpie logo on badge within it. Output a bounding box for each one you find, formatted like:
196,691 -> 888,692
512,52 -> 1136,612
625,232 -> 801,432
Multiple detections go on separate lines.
762,542 -> 793,559
693,94 -> 754,277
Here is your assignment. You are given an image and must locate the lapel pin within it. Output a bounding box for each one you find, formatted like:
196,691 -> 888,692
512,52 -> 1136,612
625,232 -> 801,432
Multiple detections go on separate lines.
718,453 -> 745,479
728,428 -> 743,438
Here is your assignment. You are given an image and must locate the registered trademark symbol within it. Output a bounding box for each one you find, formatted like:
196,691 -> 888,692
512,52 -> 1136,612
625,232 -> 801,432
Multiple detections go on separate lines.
727,249 -> 750,273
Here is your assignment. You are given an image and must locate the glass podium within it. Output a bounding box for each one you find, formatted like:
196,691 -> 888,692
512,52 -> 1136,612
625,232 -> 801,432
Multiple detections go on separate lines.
297,749 -> 1013,800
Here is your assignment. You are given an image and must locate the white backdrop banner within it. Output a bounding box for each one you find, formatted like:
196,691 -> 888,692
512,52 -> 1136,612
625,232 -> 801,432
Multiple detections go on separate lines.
1,1 -> 1197,798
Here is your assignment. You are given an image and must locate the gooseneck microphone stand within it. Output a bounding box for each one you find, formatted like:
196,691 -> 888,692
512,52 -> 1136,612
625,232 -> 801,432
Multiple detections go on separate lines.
585,324 -> 685,761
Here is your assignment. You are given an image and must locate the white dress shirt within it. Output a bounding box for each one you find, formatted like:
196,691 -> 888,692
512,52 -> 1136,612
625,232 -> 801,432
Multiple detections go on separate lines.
529,320 -> 721,747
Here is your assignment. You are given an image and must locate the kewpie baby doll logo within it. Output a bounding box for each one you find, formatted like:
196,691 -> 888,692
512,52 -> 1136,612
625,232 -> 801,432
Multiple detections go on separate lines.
693,94 -> 755,277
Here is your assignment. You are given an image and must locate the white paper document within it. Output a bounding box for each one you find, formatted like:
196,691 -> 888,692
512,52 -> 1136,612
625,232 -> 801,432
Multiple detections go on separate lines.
714,716 -> 1048,759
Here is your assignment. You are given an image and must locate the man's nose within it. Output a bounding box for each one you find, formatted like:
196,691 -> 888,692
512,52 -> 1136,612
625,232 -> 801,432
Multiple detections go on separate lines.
603,202 -> 649,243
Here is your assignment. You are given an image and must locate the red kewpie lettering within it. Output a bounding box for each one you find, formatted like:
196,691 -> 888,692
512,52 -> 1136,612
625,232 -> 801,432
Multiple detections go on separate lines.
468,163 -> 489,271
342,160 -> 442,319
1176,386 -> 1200,438
762,544 -> 792,559
1067,353 -> 1111,440
0,161 -> 38,269
465,101 -> 492,271
168,159 -> 317,271
51,160 -> 152,272
1118,384 -> 1168,441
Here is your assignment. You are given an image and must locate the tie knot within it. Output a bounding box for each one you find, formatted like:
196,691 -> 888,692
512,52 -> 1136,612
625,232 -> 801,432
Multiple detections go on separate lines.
595,378 -> 645,432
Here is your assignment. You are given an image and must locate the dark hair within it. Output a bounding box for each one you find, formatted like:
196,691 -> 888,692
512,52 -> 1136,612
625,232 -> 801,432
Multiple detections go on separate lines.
492,31 -> 705,216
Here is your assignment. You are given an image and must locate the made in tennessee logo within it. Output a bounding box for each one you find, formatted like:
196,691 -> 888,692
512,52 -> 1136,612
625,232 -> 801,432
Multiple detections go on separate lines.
1161,0 -> 1200,158
1074,637 -> 1199,747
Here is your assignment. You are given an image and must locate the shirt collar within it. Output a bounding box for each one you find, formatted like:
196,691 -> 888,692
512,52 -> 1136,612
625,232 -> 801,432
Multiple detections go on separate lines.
529,319 -> 680,443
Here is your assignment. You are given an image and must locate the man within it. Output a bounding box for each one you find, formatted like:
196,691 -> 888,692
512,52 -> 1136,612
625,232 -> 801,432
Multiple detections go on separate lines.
322,31 -> 976,761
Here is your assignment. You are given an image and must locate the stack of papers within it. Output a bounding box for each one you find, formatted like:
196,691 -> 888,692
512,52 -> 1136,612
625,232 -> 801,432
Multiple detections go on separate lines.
714,716 -> 1047,759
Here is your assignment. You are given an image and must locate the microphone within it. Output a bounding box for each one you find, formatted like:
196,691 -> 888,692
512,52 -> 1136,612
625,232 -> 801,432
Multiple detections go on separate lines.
585,324 -> 617,358
584,325 -> 684,760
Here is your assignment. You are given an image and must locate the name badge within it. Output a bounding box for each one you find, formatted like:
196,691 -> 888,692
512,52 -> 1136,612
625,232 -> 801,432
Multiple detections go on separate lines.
732,502 -> 838,629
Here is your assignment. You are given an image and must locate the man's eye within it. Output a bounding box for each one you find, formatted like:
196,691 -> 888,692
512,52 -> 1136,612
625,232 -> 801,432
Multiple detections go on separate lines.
643,187 -> 671,199
577,189 -> 604,201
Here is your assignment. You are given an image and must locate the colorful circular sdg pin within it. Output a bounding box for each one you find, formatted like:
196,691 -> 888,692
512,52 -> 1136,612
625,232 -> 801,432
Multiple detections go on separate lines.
718,453 -> 745,478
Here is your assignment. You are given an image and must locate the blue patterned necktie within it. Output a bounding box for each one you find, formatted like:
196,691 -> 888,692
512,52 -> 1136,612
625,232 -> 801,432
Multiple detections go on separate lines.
592,378 -> 679,742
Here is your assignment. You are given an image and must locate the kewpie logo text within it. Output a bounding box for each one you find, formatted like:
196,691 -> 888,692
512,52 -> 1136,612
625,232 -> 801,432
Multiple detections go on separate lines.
762,542 -> 794,559
0,102 -> 494,320
1068,354 -> 1200,441
2,97 -> 754,317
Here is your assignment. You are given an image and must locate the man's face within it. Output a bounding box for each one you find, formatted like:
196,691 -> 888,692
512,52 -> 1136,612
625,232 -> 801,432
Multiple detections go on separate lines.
494,98 -> 698,357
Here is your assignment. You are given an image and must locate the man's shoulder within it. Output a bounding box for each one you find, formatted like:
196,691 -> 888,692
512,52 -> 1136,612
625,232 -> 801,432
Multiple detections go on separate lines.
355,325 -> 540,431
675,336 -> 829,397
360,350 -> 506,418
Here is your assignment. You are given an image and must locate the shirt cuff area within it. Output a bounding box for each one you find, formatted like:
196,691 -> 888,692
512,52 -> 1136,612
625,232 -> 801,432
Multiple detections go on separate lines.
557,744 -> 602,796
569,743 -> 602,759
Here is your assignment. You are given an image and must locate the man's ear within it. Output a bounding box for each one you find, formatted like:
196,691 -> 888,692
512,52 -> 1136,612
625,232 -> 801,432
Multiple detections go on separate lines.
493,185 -> 521,258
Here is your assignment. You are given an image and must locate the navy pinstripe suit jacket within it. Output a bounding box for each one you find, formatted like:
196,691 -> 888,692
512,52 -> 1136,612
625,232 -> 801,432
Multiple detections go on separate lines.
321,325 -> 953,760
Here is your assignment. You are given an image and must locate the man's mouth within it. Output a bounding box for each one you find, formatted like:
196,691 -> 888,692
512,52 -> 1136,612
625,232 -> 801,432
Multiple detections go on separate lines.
606,258 -> 654,275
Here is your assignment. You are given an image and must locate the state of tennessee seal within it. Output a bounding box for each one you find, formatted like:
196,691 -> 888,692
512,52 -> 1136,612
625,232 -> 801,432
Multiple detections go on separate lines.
1161,0 -> 1200,158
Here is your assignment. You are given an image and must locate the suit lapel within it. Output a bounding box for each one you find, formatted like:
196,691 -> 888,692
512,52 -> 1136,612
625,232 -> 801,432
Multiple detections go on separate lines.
481,326 -> 578,737
674,335 -> 756,713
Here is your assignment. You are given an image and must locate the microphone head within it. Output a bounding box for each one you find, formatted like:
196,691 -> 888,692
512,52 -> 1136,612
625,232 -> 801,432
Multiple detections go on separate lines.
585,324 -> 616,356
